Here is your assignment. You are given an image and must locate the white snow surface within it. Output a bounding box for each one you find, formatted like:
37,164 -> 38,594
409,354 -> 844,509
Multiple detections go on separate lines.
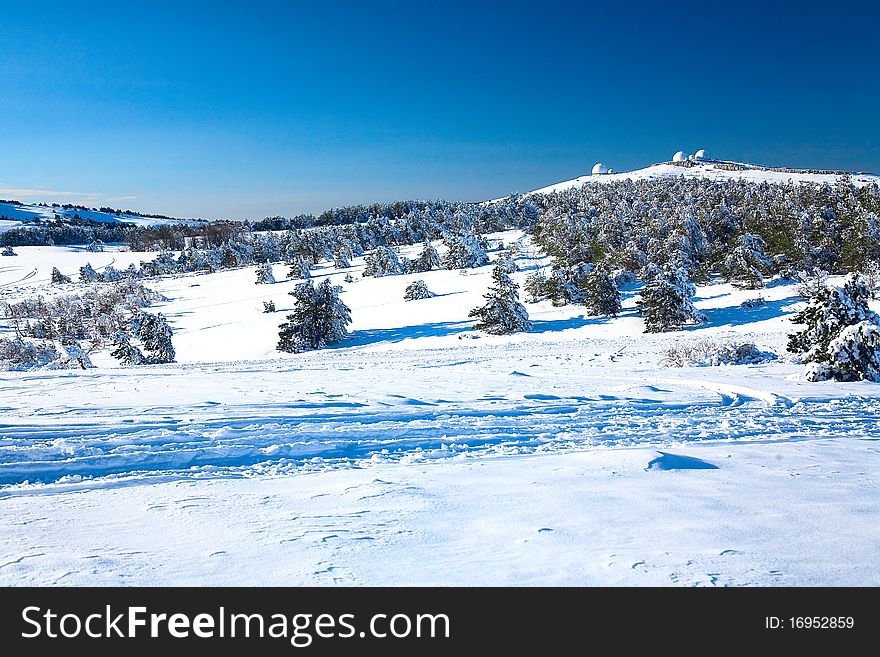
2,235 -> 880,586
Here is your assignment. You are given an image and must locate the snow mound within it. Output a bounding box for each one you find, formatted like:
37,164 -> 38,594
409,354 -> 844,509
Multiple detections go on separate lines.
646,452 -> 719,471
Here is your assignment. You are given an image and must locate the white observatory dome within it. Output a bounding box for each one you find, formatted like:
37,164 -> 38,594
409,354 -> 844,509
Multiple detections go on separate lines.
694,148 -> 708,160
672,150 -> 686,162
591,162 -> 609,175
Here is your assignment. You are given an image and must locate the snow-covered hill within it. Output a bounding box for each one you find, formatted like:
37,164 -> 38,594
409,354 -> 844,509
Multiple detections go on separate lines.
2,234 -> 880,586
0,200 -> 201,233
526,159 -> 880,197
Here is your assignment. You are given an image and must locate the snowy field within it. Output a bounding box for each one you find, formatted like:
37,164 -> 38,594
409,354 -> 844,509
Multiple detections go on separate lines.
1,234 -> 879,586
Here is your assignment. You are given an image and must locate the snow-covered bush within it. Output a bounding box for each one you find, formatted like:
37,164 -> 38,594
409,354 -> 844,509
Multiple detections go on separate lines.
740,296 -> 766,309
255,262 -> 275,285
661,340 -> 776,368
796,268 -> 829,299
79,263 -> 101,283
277,278 -> 351,353
403,280 -> 435,301
636,265 -> 705,332
523,270 -> 552,303
788,273 -> 880,381
469,263 -> 530,334
363,246 -> 402,277
1,246 -> 16,256
262,300 -> 276,313
0,337 -> 59,371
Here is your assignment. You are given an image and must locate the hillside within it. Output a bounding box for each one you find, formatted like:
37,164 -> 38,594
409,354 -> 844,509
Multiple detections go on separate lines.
526,158 -> 880,197
2,160 -> 880,586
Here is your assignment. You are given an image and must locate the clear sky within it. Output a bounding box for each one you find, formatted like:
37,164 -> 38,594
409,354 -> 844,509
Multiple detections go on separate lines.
1,0 -> 878,219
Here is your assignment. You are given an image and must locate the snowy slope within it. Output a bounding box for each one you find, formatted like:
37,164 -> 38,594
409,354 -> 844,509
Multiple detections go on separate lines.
2,233 -> 880,586
526,160 -> 880,197
0,200 -> 201,232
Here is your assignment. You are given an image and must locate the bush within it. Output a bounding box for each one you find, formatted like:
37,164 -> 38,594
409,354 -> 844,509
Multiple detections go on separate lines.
661,340 -> 777,368
403,280 -> 435,301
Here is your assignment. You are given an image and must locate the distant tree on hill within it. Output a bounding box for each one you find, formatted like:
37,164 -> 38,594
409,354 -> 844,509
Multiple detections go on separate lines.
286,257 -> 311,280
1,246 -> 16,256
407,242 -> 441,273
277,279 -> 351,353
363,246 -> 402,277
442,234 -> 489,270
469,263 -> 530,334
255,262 -> 275,285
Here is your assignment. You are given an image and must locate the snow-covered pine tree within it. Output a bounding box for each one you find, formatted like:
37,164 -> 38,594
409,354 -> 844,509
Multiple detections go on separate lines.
133,312 -> 176,364
262,300 -> 276,313
1,246 -> 16,256
79,263 -> 101,283
110,331 -> 145,365
403,280 -> 435,301
277,278 -> 351,353
333,244 -> 351,269
496,253 -> 519,273
787,273 -> 880,381
51,267 -> 72,284
363,246 -> 401,277
286,256 -> 312,280
523,270 -> 551,303
468,264 -> 531,334
725,233 -> 770,289
408,242 -> 441,273
442,234 -> 490,270
636,264 -> 705,332
583,265 -> 621,316
255,262 -> 276,285
343,272 -> 354,283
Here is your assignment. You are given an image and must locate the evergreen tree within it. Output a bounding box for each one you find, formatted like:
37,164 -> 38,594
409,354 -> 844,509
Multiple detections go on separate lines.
1,246 -> 16,256
277,279 -> 351,352
79,263 -> 101,283
583,265 -> 621,316
787,273 -> 880,381
442,234 -> 489,270
523,270 -> 552,303
51,267 -> 72,284
286,256 -> 311,280
333,244 -> 351,269
469,264 -> 531,334
133,312 -> 176,364
496,253 -> 519,273
403,280 -> 435,301
363,246 -> 401,277
262,300 -> 276,313
725,234 -> 770,289
636,265 -> 705,332
408,242 -> 441,273
110,331 -> 144,365
343,272 -> 354,283
255,262 -> 276,285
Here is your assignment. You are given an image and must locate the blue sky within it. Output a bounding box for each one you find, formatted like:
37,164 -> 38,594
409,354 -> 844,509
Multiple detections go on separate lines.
1,0 -> 878,219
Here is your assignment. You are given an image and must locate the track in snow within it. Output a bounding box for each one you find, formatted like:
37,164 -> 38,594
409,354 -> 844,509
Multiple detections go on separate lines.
2,391 -> 878,490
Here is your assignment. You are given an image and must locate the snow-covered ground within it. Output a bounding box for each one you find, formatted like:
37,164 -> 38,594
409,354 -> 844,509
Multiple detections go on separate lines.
1,234 -> 879,586
0,200 -> 200,232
